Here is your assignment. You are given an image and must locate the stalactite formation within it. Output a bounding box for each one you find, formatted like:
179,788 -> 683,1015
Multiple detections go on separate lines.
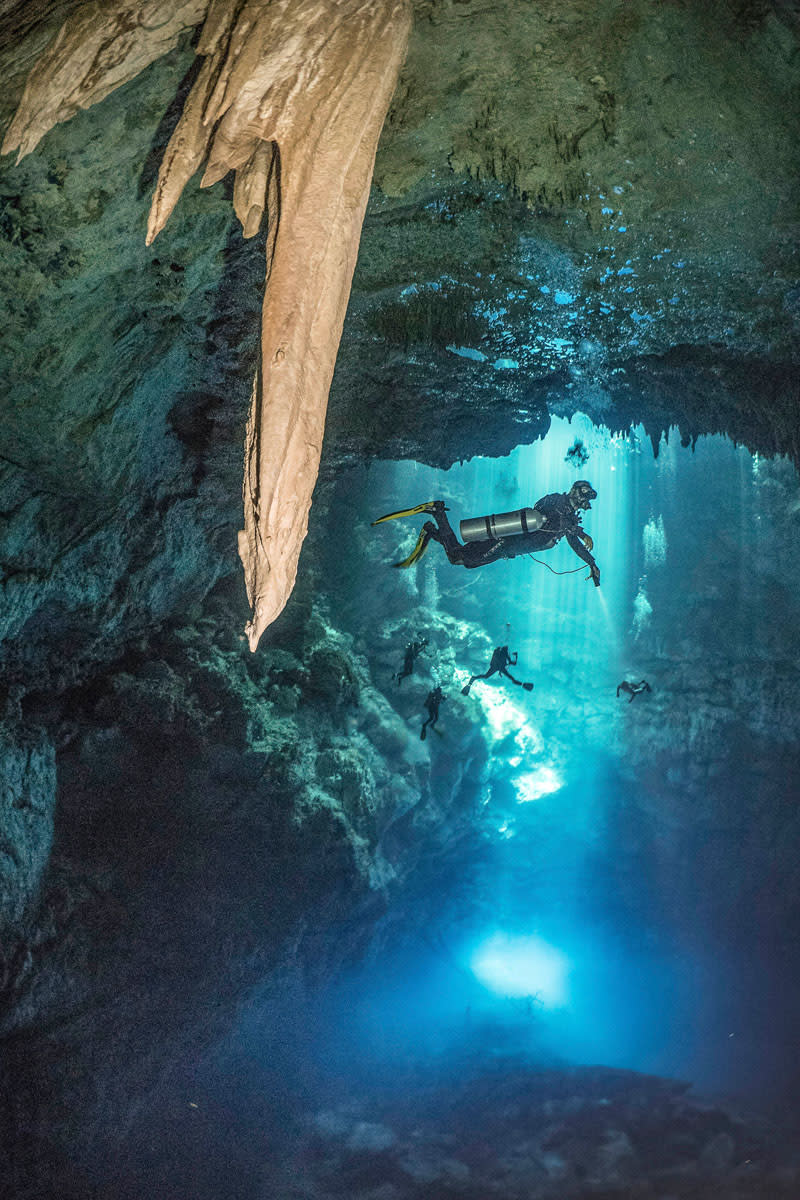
3,0 -> 412,650
1,0 -> 210,162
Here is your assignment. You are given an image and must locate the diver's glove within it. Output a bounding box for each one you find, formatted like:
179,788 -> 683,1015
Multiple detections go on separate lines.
589,564 -> 601,587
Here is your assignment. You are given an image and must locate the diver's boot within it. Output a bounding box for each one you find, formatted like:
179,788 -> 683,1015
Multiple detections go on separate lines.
420,725 -> 427,741
522,682 -> 534,692
372,500 -> 446,526
393,526 -> 432,569
461,683 -> 471,696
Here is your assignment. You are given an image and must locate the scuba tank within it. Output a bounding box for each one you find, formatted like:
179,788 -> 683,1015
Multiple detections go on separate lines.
460,506 -> 545,543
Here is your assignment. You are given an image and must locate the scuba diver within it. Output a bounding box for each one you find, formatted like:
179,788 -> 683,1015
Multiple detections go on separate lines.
617,679 -> 652,702
461,646 -> 534,695
394,636 -> 428,685
420,685 -> 445,741
373,481 -> 601,586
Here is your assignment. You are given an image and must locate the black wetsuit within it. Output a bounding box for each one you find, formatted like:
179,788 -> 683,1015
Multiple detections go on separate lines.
617,680 -> 651,702
423,493 -> 599,579
395,639 -> 427,685
421,686 -> 445,740
465,646 -> 523,690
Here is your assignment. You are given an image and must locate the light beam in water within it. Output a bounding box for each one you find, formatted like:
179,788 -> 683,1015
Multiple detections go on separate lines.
471,932 -> 570,1007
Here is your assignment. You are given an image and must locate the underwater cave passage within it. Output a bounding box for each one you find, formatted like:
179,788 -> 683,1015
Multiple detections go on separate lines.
95,416 -> 800,1200
312,414 -> 800,1106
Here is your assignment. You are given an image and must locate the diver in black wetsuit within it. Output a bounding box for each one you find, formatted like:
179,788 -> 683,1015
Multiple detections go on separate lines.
461,646 -> 534,696
394,637 -> 428,685
617,679 -> 652,702
373,481 -> 601,586
421,685 -> 445,741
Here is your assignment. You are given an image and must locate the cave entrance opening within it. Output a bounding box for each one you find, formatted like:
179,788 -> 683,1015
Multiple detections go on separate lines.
311,413 -> 800,1106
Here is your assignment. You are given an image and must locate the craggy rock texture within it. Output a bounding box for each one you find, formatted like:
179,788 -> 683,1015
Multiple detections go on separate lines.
266,1065 -> 800,1199
0,580 -> 494,1194
5,0 -> 413,647
328,0 -> 800,466
0,0 -> 797,667
1,0 -> 208,162
0,41 -> 257,692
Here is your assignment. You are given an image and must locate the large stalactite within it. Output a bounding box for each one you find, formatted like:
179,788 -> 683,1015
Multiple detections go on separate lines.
3,0 -> 412,650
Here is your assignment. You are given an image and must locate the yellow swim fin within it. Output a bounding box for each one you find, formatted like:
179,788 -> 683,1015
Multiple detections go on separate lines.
577,529 -> 594,551
372,501 -> 438,526
393,528 -> 431,568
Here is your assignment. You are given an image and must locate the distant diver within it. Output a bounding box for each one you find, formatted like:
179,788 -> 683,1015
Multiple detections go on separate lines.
462,646 -> 534,695
420,685 -> 445,740
617,679 -> 652,702
394,636 -> 428,686
372,481 -> 601,587
565,439 -> 589,468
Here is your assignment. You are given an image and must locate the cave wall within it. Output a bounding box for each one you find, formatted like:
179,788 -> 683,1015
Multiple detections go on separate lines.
0,40 -> 262,693
331,0 -> 800,465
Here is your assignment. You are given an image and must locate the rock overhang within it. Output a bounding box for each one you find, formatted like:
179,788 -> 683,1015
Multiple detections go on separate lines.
331,0 -> 800,463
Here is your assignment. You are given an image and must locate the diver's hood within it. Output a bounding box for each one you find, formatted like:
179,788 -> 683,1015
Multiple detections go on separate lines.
569,480 -> 597,510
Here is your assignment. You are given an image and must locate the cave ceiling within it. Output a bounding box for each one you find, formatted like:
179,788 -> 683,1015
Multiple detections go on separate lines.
0,0 -> 798,671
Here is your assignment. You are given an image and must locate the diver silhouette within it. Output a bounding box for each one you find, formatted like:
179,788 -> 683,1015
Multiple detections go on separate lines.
420,685 -> 445,740
461,646 -> 534,696
616,679 -> 652,702
394,637 -> 428,685
373,481 -> 600,586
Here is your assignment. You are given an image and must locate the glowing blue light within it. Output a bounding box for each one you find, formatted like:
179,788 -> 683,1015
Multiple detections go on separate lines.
472,933 -> 570,1006
446,345 -> 487,362
514,765 -> 562,803
479,691 -> 543,753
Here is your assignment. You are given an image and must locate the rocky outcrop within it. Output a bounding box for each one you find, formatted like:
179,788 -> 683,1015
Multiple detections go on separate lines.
267,1063 -> 799,1199
0,577 -> 496,1190
0,1 -> 796,675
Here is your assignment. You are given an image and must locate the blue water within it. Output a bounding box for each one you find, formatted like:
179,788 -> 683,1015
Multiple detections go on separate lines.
311,414 -> 800,1107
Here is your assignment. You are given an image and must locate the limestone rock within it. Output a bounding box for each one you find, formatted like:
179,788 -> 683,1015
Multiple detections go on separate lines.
4,0 -> 413,650
1,0 -> 209,162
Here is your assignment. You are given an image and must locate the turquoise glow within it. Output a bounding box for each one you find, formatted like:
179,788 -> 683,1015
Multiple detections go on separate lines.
471,933 -> 570,1006
369,413 -> 637,814
323,414 -> 800,1096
